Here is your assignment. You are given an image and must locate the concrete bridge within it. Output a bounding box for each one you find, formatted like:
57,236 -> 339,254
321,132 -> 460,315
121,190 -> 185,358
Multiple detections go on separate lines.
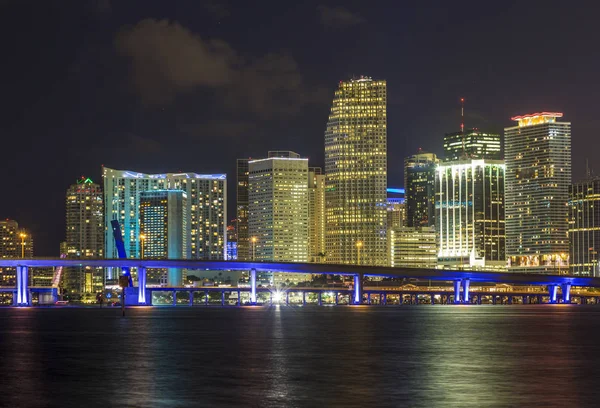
2,258 -> 600,306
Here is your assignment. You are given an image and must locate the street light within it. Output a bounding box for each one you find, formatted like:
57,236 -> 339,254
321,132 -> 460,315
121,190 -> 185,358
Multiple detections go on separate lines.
140,234 -> 146,259
356,240 -> 363,265
19,232 -> 26,258
251,236 -> 257,261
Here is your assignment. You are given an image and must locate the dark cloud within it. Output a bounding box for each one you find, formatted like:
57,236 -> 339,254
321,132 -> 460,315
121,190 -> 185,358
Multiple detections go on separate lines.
115,18 -> 323,118
127,133 -> 164,153
201,0 -> 230,19
317,5 -> 365,28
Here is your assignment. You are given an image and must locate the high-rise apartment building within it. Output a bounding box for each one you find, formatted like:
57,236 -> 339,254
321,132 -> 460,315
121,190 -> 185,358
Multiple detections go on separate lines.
236,159 -> 250,261
64,177 -> 104,298
405,151 -> 438,228
389,226 -> 437,269
325,76 -> 388,266
443,129 -> 502,161
0,220 -> 32,285
569,177 -> 600,277
140,190 -> 188,286
103,168 -> 226,266
505,112 -> 571,273
308,167 -> 326,263
248,151 -> 309,263
387,198 -> 405,231
436,159 -> 506,271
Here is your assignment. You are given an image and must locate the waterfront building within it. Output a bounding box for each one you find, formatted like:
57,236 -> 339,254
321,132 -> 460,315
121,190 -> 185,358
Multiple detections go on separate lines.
236,159 -> 250,261
569,177 -> 600,277
505,112 -> 571,273
0,219 -> 32,285
226,221 -> 238,260
405,151 -> 438,228
436,159 -> 506,271
248,151 -> 309,263
103,168 -> 226,270
389,226 -> 437,269
443,129 -> 502,161
308,167 -> 326,263
325,76 -> 388,266
64,177 -> 104,299
140,190 -> 188,286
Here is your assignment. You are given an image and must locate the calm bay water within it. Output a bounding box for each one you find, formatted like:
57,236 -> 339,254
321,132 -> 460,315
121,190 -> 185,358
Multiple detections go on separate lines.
1,305 -> 599,407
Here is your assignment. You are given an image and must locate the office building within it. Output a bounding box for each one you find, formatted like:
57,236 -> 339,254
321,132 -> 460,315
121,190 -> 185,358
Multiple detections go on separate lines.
405,151 -> 438,228
226,221 -> 238,260
103,168 -> 226,268
0,219 -> 32,285
248,151 -> 309,263
140,190 -> 188,286
325,76 -> 388,265
389,226 -> 437,269
569,177 -> 600,277
236,159 -> 250,261
505,112 -> 571,273
64,177 -> 104,298
436,159 -> 506,271
308,167 -> 326,263
443,129 -> 502,161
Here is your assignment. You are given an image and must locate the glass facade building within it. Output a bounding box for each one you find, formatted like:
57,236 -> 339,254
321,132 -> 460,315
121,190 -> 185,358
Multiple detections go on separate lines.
505,112 -> 571,273
308,167 -> 326,263
436,159 -> 506,271
569,177 -> 600,277
405,151 -> 438,228
236,159 -> 250,261
0,220 -> 33,286
443,129 -> 502,161
325,77 -> 388,266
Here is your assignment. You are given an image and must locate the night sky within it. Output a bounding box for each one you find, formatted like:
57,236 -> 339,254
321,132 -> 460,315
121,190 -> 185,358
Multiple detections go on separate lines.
1,0 -> 598,255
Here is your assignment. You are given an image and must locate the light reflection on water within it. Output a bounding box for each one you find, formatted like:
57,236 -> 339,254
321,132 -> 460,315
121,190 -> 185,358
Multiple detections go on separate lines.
0,306 -> 599,407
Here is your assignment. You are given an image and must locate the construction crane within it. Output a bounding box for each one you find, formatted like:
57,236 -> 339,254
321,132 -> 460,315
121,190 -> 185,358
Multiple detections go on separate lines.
110,220 -> 133,287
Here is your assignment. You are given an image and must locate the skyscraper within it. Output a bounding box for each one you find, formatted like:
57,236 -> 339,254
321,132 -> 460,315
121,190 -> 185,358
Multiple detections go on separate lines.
236,159 -> 250,261
505,112 -> 571,273
103,168 -> 226,266
64,177 -> 104,298
308,167 -> 325,263
325,76 -> 388,266
140,190 -> 188,286
569,177 -> 600,277
443,129 -> 502,161
389,226 -> 437,269
248,151 -> 309,263
436,159 -> 506,271
405,151 -> 438,228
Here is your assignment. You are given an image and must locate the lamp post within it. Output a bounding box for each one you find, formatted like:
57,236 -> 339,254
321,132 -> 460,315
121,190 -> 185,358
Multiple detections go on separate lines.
251,236 -> 257,261
140,234 -> 146,259
356,240 -> 363,265
19,232 -> 26,258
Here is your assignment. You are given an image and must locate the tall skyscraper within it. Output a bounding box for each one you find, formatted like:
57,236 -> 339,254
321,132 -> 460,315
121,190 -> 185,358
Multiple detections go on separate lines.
64,177 -> 104,298
248,151 -> 309,263
0,220 -> 32,285
505,112 -> 571,273
308,167 -> 326,263
443,129 -> 502,161
569,177 -> 600,277
325,76 -> 388,266
405,151 -> 438,228
103,168 -> 226,266
436,159 -> 506,271
236,159 -> 250,261
140,190 -> 188,286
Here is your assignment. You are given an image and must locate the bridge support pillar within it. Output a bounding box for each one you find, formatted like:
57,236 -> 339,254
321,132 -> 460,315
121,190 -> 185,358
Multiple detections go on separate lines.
16,266 -> 30,306
189,291 -> 194,306
237,290 -> 241,306
492,295 -> 497,305
548,284 -> 558,304
286,291 -> 289,305
537,295 -> 542,304
318,292 -> 322,306
508,295 -> 513,305
335,292 -> 339,305
382,293 -> 387,306
222,291 -> 225,306
250,269 -> 257,305
302,291 -> 306,306
138,266 -> 147,304
172,291 -> 177,306
523,295 -> 528,305
430,294 -> 435,305
561,283 -> 571,303
353,274 -> 362,305
462,279 -> 470,304
453,280 -> 461,304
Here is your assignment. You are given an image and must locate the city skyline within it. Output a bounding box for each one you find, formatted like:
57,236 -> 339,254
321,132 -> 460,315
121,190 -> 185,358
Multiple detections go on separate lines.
1,1 -> 598,255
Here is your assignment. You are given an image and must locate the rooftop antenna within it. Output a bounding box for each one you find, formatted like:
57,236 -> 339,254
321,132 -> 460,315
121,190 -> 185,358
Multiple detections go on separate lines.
460,97 -> 466,159
586,158 -> 591,178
